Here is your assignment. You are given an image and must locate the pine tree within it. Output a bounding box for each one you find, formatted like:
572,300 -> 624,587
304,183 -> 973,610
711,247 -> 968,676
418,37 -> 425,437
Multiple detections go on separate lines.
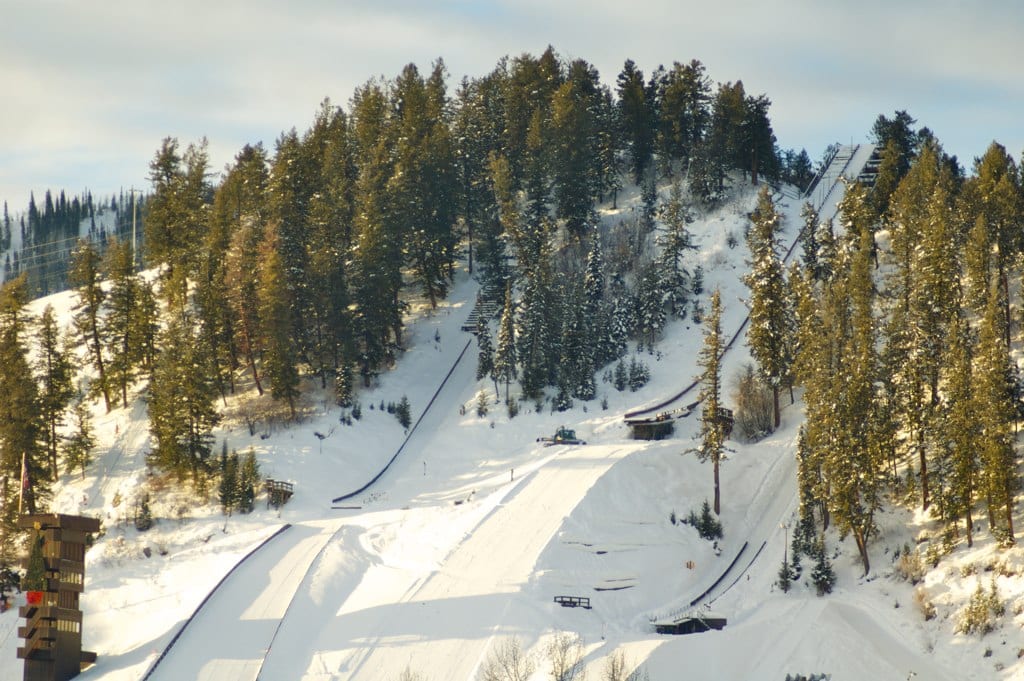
657,179 -> 695,319
335,363 -> 354,408
783,148 -> 814,192
561,282 -> 595,401
777,556 -> 794,593
226,211 -> 266,395
396,395 -> 412,430
744,187 -> 791,429
821,220 -> 884,575
135,278 -> 160,377
218,143 -> 271,396
475,313 -> 497,398
198,164 -> 244,402
616,59 -> 656,184
696,289 -> 726,515
34,305 -> 75,481
1,201 -> 10,251
552,373 -> 573,412
628,357 -> 650,391
810,538 -> 836,595
912,175 -> 961,512
606,291 -> 630,363
219,447 -> 239,515
238,449 -> 259,513
594,85 -> 623,207
799,202 -> 819,278
452,74 -> 504,282
551,61 -> 601,240
494,284 -> 517,403
742,92 -> 777,185
963,142 -> 1022,348
887,139 -> 944,316
63,395 -> 94,480
306,108 -> 356,392
695,499 -> 723,539
475,390 -> 490,417
0,275 -> 48,529
193,239 -> 237,403
23,533 -> 45,591
584,232 -> 615,367
634,262 -> 666,350
135,494 -> 153,531
975,282 -> 1018,544
147,313 -> 221,488
69,239 -> 111,412
793,427 -> 821,556
266,128 -> 316,359
656,59 -> 711,166
942,309 -> 979,544
963,215 -> 991,315
706,81 -> 747,190
389,62 -> 459,309
103,237 -> 145,408
869,138 -> 905,220
258,221 -> 301,419
814,218 -> 837,283
883,143 -> 958,512
145,138 -> 211,305
613,360 -> 628,392
517,265 -> 557,399
871,110 -> 918,179
498,48 -> 562,190
351,79 -> 404,386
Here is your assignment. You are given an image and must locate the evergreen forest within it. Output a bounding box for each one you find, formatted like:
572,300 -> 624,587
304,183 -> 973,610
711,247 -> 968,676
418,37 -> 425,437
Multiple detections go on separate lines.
1,46 -> 1023,586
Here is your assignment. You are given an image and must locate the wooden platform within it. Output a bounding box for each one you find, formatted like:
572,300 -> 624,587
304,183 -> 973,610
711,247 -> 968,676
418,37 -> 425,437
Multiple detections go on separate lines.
654,614 -> 726,635
264,479 -> 294,509
553,595 -> 591,609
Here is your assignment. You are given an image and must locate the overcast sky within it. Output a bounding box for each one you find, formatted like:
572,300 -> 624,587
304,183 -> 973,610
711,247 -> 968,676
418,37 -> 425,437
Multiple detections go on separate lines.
2,0 -> 1022,212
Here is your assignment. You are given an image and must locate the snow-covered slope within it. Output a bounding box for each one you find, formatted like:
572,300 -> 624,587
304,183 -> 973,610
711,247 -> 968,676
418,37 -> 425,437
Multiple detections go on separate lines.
4,170 -> 1012,681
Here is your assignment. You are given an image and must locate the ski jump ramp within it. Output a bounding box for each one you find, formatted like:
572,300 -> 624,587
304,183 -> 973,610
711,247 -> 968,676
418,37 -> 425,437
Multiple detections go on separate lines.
624,143 -> 876,423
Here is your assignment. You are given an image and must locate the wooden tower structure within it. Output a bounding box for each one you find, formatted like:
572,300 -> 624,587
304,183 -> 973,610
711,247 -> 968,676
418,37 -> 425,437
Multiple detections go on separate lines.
17,514 -> 101,681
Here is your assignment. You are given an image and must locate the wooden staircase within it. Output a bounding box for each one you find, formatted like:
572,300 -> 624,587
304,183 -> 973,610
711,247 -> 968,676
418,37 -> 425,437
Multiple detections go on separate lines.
461,283 -> 505,333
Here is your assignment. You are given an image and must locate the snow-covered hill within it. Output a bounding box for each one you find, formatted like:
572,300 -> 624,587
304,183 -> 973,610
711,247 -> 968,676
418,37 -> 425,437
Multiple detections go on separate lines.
2,174 -> 1014,681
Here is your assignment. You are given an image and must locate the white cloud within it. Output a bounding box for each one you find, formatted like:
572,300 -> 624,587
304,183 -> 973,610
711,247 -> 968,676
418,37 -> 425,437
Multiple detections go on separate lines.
0,0 -> 1020,209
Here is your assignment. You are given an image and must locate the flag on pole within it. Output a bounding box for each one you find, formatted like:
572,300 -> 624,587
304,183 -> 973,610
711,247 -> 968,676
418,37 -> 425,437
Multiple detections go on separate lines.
19,452 -> 28,515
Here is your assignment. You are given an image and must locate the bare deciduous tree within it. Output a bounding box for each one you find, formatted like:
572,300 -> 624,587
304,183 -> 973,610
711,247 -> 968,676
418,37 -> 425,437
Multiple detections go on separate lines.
602,651 -> 649,681
479,637 -> 535,681
547,631 -> 586,681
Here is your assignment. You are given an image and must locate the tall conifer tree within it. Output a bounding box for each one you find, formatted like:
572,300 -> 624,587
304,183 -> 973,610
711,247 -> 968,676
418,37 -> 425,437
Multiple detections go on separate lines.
744,187 -> 790,428
258,221 -> 301,419
34,305 -> 75,480
0,274 -> 48,524
494,284 -> 517,403
974,283 -> 1018,544
696,288 -> 725,515
69,239 -> 111,412
658,179 -> 695,319
147,313 -> 220,488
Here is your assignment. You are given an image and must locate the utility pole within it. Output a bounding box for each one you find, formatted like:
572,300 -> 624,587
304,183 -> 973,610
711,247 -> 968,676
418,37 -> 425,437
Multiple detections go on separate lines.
128,188 -> 143,271
780,521 -> 789,567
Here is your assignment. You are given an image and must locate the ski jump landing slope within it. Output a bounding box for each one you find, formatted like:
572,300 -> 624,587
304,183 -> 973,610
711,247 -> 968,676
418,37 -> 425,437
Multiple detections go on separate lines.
145,520 -> 346,681
142,442 -> 642,681
263,443 -> 641,681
